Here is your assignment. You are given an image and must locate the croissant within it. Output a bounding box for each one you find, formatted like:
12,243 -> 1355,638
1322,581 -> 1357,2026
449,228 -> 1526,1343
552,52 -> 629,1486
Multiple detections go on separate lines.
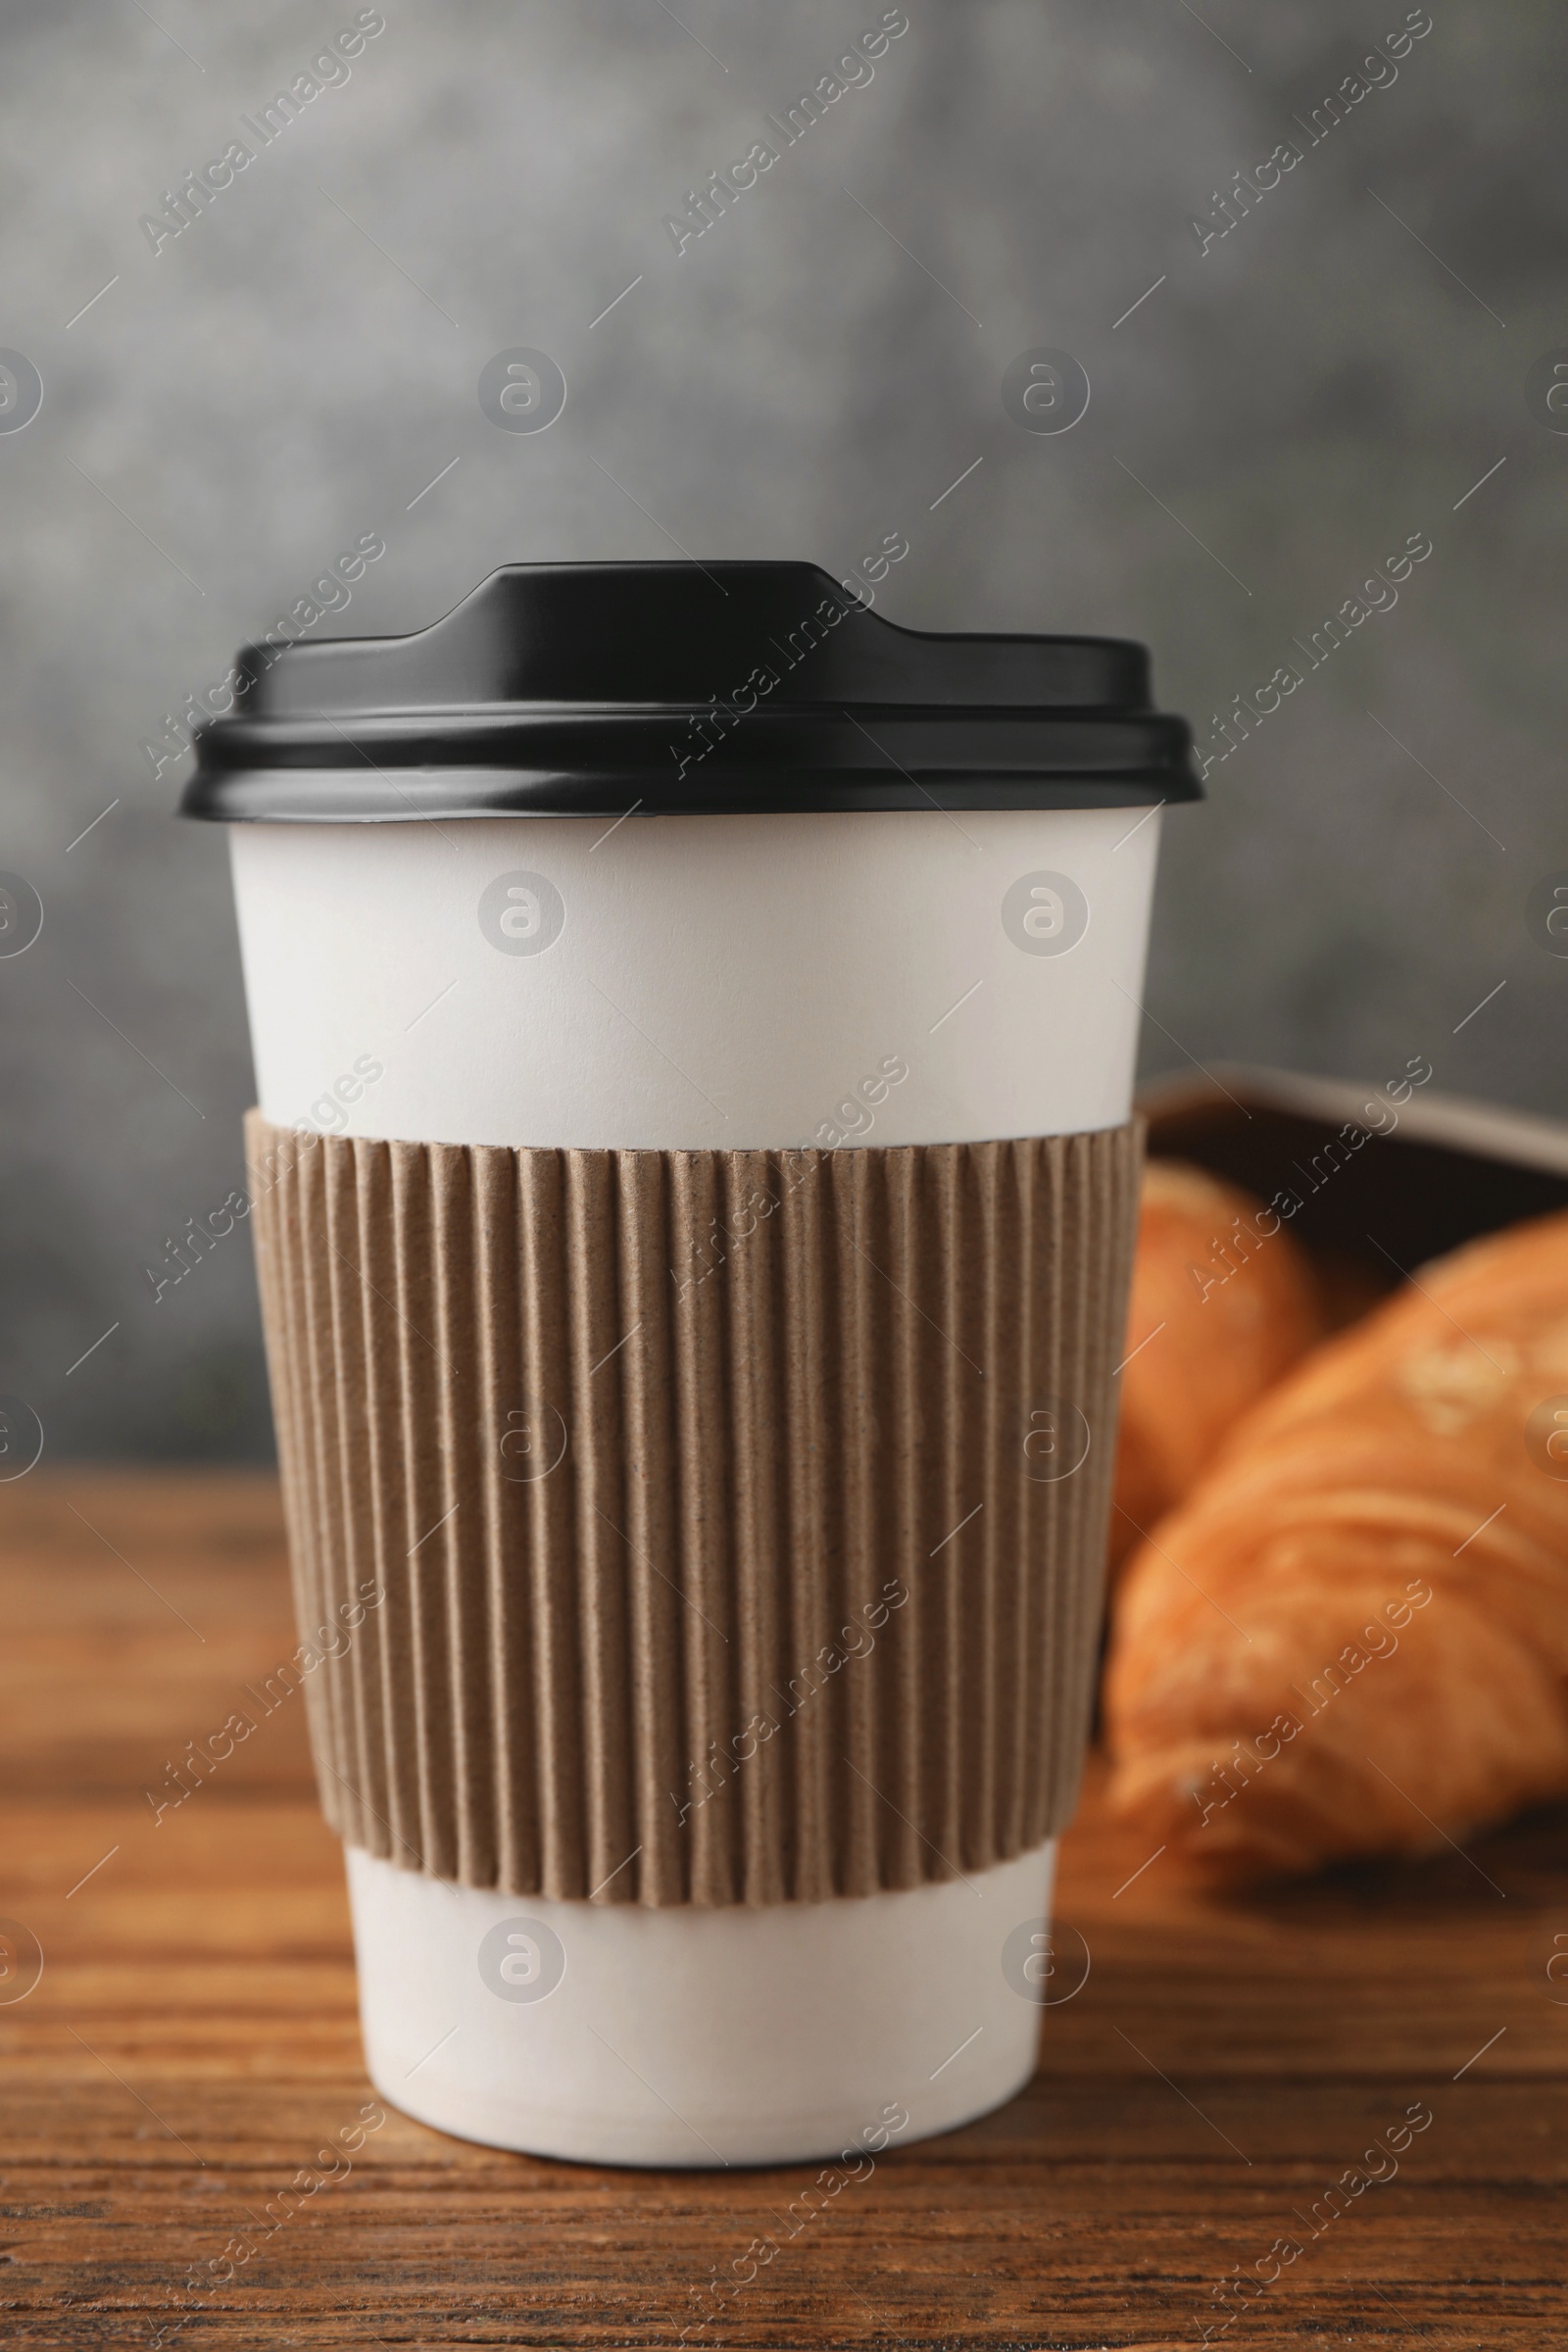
1103,1211 -> 1568,1877
1110,1160 -> 1322,1569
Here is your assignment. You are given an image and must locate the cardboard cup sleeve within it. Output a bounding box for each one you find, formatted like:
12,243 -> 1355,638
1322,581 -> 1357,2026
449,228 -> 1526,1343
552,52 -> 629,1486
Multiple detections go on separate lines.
245,1111 -> 1141,1910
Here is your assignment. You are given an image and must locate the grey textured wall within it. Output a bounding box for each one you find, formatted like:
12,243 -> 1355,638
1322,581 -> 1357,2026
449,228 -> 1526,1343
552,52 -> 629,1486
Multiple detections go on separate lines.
2,0 -> 1563,1462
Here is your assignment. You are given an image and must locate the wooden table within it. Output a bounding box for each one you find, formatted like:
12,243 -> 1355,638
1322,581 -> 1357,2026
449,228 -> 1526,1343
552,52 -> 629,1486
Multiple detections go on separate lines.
2,1473 -> 1563,2348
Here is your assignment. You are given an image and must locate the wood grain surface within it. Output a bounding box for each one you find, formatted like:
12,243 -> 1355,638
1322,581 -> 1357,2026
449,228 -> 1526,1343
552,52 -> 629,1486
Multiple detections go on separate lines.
1,1472 -> 1563,2349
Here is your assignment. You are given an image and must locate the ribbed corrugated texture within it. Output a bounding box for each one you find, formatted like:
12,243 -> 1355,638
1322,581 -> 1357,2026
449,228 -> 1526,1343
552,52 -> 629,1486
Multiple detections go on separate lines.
246,1112 -> 1141,1908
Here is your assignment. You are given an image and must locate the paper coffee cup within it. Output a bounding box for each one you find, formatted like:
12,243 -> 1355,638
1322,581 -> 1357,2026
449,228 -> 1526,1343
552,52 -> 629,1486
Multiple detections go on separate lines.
184,561 -> 1200,2167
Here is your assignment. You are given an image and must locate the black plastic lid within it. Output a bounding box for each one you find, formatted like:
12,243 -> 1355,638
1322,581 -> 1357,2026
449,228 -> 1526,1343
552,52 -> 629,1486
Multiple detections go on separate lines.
179,562 -> 1202,821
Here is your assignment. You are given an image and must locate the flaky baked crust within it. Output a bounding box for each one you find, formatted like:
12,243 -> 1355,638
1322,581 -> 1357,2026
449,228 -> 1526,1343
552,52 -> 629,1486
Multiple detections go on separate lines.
1105,1211 -> 1568,1877
1110,1160 -> 1322,1570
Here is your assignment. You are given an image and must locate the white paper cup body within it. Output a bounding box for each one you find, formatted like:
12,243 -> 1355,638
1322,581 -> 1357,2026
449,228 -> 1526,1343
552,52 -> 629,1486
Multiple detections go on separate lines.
228,805 -> 1157,2165
229,807 -> 1160,1151
348,1841 -> 1059,2166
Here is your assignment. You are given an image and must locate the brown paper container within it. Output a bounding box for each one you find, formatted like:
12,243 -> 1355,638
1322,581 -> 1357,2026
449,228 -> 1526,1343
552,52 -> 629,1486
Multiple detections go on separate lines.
245,1112 -> 1141,1908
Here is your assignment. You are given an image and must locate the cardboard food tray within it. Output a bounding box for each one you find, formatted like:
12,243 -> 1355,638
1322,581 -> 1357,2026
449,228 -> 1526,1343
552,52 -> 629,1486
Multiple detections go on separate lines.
1135,1063 -> 1568,1318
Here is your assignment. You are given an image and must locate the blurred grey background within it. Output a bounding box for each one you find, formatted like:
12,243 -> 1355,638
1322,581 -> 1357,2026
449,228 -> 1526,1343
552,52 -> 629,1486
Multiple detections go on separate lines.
2,0 -> 1562,1461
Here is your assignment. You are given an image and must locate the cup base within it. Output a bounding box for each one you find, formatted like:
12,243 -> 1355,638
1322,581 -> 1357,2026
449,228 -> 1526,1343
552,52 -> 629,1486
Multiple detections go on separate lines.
347,1842 -> 1054,2168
